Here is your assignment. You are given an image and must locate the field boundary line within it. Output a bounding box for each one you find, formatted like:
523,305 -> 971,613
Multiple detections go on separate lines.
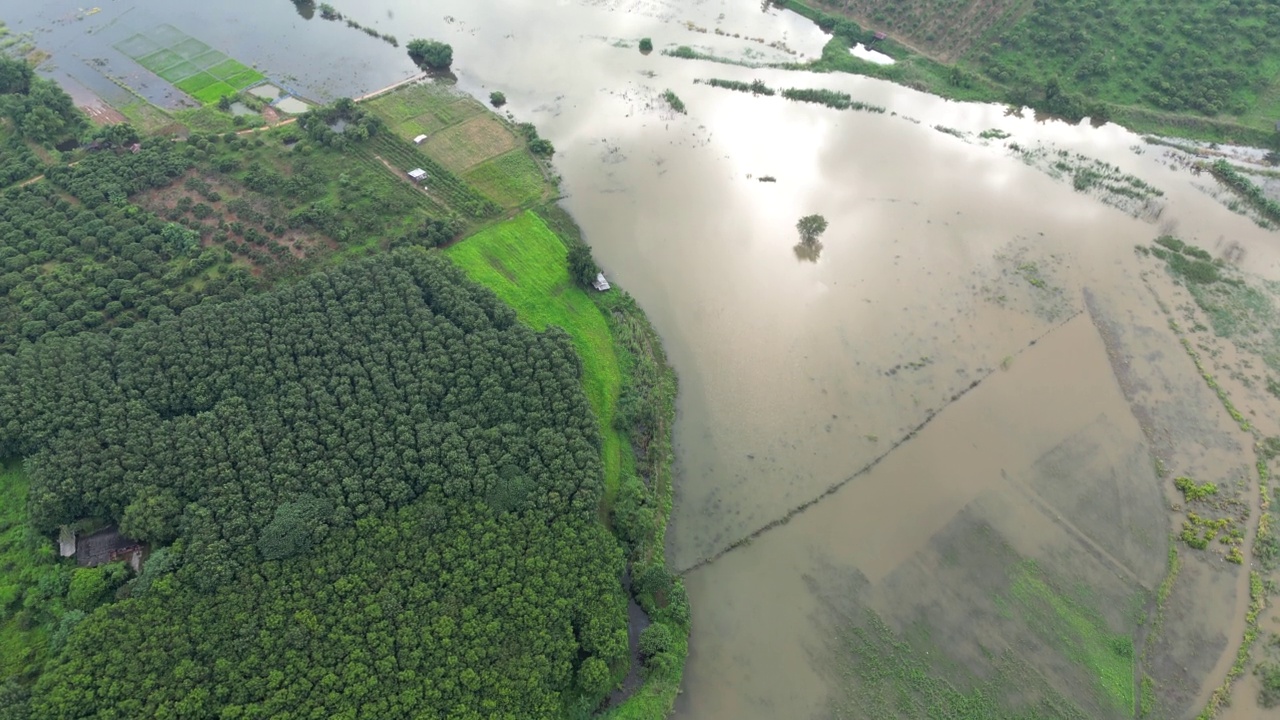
677,308 -> 1085,575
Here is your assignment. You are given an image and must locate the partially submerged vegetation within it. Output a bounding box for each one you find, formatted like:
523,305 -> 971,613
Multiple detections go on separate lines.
1010,143 -> 1164,216
697,78 -> 774,96
827,549 -> 1137,719
1142,235 -> 1280,712
1207,160 -> 1280,229
696,77 -> 885,113
660,90 -> 686,115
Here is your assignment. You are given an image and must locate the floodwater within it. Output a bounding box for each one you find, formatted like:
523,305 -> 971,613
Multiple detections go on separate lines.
9,0 -> 1280,717
849,43 -> 894,65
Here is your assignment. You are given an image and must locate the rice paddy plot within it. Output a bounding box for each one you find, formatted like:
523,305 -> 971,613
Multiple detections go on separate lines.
207,59 -> 264,89
114,33 -> 161,59
156,61 -> 200,83
114,24 -> 266,105
174,74 -> 239,105
137,48 -> 183,74
171,37 -> 213,62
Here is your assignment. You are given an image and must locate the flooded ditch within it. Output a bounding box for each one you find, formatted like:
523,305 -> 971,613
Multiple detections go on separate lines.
8,0 -> 1280,717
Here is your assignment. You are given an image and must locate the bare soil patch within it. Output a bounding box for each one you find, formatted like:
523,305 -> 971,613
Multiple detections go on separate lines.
135,170 -> 335,275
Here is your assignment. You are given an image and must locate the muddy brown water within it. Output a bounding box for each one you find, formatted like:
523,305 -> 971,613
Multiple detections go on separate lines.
10,0 -> 1280,717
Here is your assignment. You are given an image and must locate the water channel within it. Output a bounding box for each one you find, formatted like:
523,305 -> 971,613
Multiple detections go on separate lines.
9,0 -> 1280,717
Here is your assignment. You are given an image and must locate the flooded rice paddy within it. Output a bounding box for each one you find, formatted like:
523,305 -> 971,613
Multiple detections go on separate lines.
9,0 -> 1280,717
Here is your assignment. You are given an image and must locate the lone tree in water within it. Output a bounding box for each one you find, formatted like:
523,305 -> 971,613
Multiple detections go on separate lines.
407,39 -> 453,71
796,214 -> 828,246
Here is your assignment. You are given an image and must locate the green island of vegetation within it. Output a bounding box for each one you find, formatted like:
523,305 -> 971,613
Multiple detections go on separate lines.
0,49 -> 686,719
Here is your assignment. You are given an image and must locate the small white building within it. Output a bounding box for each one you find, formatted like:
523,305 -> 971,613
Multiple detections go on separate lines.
413,134 -> 428,144
592,272 -> 611,292
408,168 -> 428,183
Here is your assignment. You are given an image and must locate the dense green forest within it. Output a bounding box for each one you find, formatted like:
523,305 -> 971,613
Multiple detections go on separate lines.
977,0 -> 1280,118
784,0 -> 1280,142
0,251 -> 629,718
0,51 -> 687,718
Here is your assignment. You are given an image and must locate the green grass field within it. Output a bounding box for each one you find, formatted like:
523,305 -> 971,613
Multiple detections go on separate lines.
446,212 -> 624,498
463,149 -> 546,208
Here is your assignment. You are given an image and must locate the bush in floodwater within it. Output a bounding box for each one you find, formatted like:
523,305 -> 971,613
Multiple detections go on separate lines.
639,37 -> 653,53
1174,476 -> 1218,502
667,46 -> 701,59
1166,252 -> 1221,284
489,91 -> 506,107
702,78 -> 776,95
781,87 -> 852,109
567,241 -> 600,288
662,89 -> 686,114
1259,661 -> 1280,708
1155,235 -> 1185,253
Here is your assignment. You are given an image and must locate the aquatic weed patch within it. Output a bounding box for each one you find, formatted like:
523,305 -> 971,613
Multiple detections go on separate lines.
1010,142 -> 1163,216
1003,561 -> 1136,715
830,609 -> 1092,720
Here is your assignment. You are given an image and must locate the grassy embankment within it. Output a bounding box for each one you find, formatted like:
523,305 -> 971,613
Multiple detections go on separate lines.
763,0 -> 1280,146
446,209 -> 688,717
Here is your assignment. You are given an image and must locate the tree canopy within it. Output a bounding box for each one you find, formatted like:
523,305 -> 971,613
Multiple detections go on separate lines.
0,57 -> 85,147
0,250 -> 629,718
796,213 -> 829,245
407,39 -> 454,70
